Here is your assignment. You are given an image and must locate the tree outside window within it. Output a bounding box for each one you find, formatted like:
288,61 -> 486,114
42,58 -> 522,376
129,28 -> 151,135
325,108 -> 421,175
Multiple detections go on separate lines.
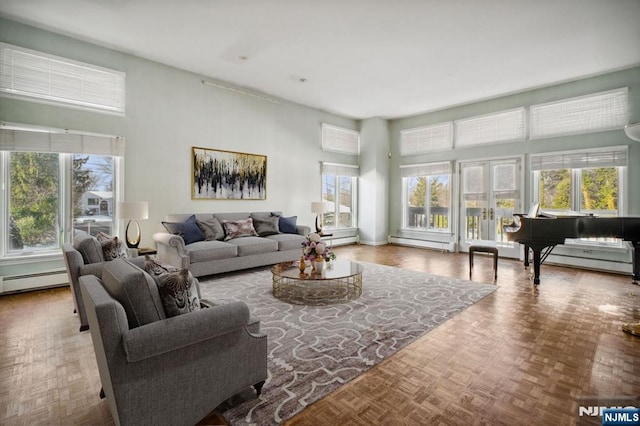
5,152 -> 116,254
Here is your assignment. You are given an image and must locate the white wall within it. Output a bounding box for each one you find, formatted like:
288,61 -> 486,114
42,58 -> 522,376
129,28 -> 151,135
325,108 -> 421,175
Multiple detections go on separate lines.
359,118 -> 390,245
0,18 -> 359,279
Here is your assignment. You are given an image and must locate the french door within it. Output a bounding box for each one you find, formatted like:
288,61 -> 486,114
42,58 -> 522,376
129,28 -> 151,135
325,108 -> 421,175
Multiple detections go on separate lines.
459,158 -> 521,258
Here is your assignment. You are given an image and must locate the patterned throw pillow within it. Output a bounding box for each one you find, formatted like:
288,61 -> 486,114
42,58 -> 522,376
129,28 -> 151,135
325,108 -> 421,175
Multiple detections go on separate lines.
96,232 -> 127,261
222,218 -> 259,241
142,256 -> 201,317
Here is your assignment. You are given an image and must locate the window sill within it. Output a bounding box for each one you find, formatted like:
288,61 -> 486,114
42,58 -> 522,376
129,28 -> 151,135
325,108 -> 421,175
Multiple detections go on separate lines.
1,250 -> 62,266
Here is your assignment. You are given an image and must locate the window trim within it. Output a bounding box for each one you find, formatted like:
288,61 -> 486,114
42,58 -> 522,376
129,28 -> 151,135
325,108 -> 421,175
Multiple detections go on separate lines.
401,161 -> 453,233
0,124 -> 124,260
321,168 -> 358,230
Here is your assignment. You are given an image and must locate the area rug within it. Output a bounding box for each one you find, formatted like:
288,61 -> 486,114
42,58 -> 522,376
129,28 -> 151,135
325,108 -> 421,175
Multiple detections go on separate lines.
198,262 -> 496,425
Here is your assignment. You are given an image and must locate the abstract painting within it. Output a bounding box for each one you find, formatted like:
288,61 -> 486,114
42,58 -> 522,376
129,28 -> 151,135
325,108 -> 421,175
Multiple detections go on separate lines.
192,147 -> 267,200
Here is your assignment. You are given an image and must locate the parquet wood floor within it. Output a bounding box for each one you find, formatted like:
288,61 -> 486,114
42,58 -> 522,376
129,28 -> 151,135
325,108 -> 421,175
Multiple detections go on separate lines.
1,245 -> 638,425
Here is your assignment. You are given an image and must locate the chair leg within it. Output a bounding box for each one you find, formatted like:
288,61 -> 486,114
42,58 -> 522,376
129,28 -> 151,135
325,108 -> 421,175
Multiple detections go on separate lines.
493,252 -> 498,280
99,387 -> 105,399
79,324 -> 89,332
253,381 -> 265,397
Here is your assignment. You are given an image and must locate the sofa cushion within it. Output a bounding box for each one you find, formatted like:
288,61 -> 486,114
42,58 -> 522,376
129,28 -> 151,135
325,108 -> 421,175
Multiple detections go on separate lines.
102,259 -> 166,328
97,232 -> 128,260
222,218 -> 259,241
74,234 -> 105,264
266,233 -> 306,251
196,216 -> 225,241
142,257 -> 201,317
227,236 -> 278,256
184,240 -> 238,263
162,214 -> 206,245
251,214 -> 280,236
278,215 -> 298,234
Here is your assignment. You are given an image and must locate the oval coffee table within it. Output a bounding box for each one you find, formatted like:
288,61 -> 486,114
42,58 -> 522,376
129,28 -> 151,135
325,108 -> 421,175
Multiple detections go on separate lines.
271,260 -> 363,305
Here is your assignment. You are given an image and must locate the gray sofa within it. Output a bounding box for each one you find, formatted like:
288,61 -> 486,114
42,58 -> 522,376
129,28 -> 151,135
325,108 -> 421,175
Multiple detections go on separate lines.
80,258 -> 267,426
153,211 -> 310,277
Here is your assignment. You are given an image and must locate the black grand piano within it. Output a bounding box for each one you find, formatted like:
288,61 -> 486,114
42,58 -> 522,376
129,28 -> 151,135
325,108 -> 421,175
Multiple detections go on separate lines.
505,209 -> 640,285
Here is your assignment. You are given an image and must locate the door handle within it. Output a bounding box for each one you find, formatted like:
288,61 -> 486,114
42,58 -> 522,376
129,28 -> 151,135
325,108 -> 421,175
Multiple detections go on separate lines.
489,208 -> 495,220
482,208 -> 486,220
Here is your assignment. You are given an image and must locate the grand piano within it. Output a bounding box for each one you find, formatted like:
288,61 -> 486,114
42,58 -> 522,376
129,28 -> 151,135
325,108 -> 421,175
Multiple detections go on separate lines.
505,209 -> 640,285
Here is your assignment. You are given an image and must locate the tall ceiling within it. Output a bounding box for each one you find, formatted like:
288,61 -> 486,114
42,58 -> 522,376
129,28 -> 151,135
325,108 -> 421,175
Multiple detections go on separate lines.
1,0 -> 639,119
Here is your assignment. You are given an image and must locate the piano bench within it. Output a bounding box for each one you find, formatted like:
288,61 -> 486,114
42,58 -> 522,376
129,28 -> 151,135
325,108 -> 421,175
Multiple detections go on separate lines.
469,245 -> 498,280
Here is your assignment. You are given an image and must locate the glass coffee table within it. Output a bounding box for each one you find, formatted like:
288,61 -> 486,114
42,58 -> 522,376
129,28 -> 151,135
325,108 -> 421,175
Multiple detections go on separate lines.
271,260 -> 364,305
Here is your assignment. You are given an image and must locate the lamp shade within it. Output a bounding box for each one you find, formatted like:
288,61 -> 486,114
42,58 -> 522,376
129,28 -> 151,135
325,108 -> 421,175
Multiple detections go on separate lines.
624,123 -> 640,142
311,202 -> 328,214
117,201 -> 149,220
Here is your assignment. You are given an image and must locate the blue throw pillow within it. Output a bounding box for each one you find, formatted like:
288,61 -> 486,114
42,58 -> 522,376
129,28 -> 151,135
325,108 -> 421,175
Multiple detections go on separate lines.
162,215 -> 205,245
278,215 -> 298,234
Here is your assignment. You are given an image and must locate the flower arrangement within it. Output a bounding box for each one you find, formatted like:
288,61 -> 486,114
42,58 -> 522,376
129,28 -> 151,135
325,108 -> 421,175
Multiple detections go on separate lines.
301,233 -> 336,262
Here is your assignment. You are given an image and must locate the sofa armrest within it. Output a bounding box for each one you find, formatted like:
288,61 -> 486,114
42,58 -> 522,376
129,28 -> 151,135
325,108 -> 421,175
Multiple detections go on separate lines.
152,232 -> 189,269
122,301 -> 253,362
296,225 -> 311,236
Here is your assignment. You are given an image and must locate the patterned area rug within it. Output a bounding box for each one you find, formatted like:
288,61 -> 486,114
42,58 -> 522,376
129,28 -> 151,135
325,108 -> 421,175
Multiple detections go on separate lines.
198,262 -> 496,425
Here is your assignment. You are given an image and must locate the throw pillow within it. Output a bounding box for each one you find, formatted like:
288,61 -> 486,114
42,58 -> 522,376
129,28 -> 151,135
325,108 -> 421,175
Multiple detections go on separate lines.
278,215 -> 298,234
222,218 -> 259,241
142,256 -> 201,317
162,215 -> 205,245
96,232 -> 128,261
251,214 -> 280,236
196,216 -> 225,241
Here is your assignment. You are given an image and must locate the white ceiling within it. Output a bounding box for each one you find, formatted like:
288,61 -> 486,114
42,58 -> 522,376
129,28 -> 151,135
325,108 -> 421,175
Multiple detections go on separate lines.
1,0 -> 639,119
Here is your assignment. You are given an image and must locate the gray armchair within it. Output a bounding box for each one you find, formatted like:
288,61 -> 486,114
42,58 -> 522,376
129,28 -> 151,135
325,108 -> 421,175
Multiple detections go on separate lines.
79,259 -> 267,426
62,232 -> 140,331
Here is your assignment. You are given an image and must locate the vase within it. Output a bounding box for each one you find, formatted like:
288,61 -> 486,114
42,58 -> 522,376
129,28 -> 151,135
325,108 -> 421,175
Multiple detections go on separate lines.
314,259 -> 325,273
299,256 -> 306,273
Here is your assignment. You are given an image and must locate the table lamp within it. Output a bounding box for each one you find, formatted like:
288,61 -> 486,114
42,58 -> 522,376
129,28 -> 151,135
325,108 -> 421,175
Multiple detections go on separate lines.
117,201 -> 149,248
311,202 -> 328,234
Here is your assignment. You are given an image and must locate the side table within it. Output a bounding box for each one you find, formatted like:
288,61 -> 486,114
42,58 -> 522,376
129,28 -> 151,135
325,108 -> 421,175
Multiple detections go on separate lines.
137,247 -> 157,257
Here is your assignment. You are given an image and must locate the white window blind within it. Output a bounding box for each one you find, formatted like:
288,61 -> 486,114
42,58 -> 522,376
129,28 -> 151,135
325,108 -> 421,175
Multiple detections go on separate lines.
399,122 -> 453,155
0,42 -> 125,115
321,162 -> 359,177
530,88 -> 628,139
400,161 -> 451,177
321,123 -> 360,155
455,107 -> 526,147
530,147 -> 627,171
0,124 -> 125,156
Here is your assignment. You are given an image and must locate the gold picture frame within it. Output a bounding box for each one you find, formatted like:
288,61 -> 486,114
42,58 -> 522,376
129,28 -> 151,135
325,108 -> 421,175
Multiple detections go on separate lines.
192,146 -> 267,200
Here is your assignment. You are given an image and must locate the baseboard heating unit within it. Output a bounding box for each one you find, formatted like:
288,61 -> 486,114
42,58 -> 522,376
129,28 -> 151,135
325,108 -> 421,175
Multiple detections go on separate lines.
388,236 -> 455,252
0,269 -> 68,294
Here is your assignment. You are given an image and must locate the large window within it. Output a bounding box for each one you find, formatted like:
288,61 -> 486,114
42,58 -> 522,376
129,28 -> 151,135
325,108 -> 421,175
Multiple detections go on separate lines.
1,125 -> 123,258
531,147 -> 627,245
401,162 -> 452,232
321,163 -> 358,229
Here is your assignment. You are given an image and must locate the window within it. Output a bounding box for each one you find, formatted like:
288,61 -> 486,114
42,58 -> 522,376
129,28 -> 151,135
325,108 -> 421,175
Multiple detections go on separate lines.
455,108 -> 526,147
530,88 -> 628,139
531,147 -> 627,245
321,124 -> 359,155
399,122 -> 453,155
0,42 -> 126,115
401,162 -> 452,232
1,124 -> 123,258
321,162 -> 358,229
